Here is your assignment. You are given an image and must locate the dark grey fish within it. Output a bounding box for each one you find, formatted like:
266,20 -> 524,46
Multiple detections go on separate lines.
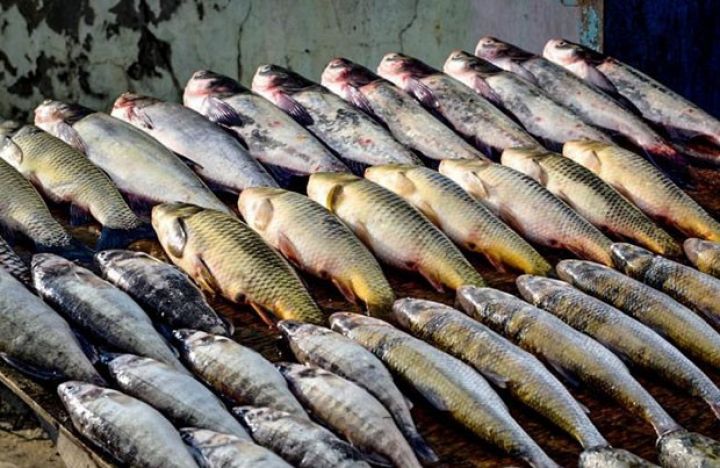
181,428 -> 289,467
58,381 -> 197,468
95,250 -> 230,336
684,238 -> 720,278
0,234 -> 30,285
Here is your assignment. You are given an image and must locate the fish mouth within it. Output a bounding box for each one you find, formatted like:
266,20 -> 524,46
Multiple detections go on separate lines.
609,242 -> 653,276
57,381 -> 105,402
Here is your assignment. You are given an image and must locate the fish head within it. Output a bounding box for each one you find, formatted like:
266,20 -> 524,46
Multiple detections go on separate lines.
0,132 -> 24,171
237,187 -> 287,231
581,447 -> 656,468
94,249 -> 134,270
515,275 -> 568,305
306,172 -> 361,211
329,311 -> 389,335
683,238 -> 717,267
277,319 -> 329,341
475,36 -> 535,76
30,253 -> 76,283
172,328 -> 226,355
392,297 -> 451,329
106,353 -> 148,376
542,38 -> 586,66
251,64 -> 315,96
443,49 -> 501,78
232,405 -> 282,427
110,92 -> 160,121
555,259 -> 602,285
184,70 -> 247,102
180,428 -> 242,449
455,285 -> 514,319
658,430 -> 720,467
376,52 -> 436,89
57,381 -> 106,406
610,242 -> 654,276
151,203 -> 204,260
500,147 -> 552,181
33,99 -> 93,129
275,361 -> 323,381
474,36 -> 515,61
562,140 -> 609,173
364,164 -> 418,197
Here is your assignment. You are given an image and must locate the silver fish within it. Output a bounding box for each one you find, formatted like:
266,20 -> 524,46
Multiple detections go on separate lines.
58,381 -> 198,468
181,428 -> 290,468
173,330 -> 308,419
111,92 -> 277,193
108,354 -> 249,438
32,253 -> 186,372
276,320 -> 436,463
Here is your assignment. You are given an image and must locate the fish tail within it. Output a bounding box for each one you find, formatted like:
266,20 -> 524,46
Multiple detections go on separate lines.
407,432 -> 439,463
36,239 -> 95,267
96,223 -> 156,250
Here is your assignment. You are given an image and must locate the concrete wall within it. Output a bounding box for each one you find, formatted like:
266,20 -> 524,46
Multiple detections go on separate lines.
0,0 -> 598,120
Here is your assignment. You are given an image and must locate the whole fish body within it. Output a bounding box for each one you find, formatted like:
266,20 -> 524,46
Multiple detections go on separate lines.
238,187 -> 394,317
108,354 -> 249,438
501,147 -> 681,257
0,267 -> 104,383
556,259 -> 720,369
252,64 -> 422,172
376,52 -> 540,157
58,381 -> 198,468
439,159 -> 614,265
151,203 -> 324,325
443,50 -> 612,149
111,93 -> 278,193
278,362 -> 423,468
236,406 -> 370,468
0,234 -> 30,285
563,140 -> 720,241
612,242 -> 720,329
517,275 -> 720,418
0,156 -> 89,260
277,320 -> 436,463
392,298 -> 608,449
31,253 -> 186,372
365,165 -> 552,275
183,70 -> 348,182
173,330 -> 308,418
33,100 -> 229,214
95,249 -> 230,336
329,313 -> 558,468
684,238 -> 720,277
321,57 -> 486,162
543,38 -> 720,148
181,428 -> 291,468
2,125 -> 147,249
456,286 -> 681,437
307,173 -> 485,291
475,37 -> 679,162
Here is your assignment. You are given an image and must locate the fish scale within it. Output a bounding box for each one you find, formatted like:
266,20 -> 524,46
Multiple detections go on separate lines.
9,126 -> 142,230
0,235 -> 30,285
501,148 -> 681,256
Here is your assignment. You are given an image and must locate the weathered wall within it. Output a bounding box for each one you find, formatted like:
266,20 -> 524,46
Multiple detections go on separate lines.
0,0 -> 598,120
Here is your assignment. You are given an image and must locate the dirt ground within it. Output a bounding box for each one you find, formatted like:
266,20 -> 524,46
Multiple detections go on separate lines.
0,385 -> 62,468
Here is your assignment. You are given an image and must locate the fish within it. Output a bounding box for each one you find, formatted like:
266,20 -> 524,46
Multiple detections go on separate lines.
307,172 -> 485,291
277,320 -> 436,463
439,159 -> 614,265
151,203 -> 324,325
0,234 -> 30,285
563,140 -> 720,240
1,125 -> 148,249
183,70 -> 348,185
33,100 -> 229,215
0,267 -> 104,384
456,287 -> 682,437
31,253 -> 186,372
475,37 -> 680,163
95,250 -> 230,336
252,64 -> 422,172
517,275 -> 720,418
321,57 -> 486,162
501,147 -> 681,257
0,120 -> 21,139
108,354 -> 249,438
684,238 -> 720,277
237,187 -> 394,317
376,52 -> 540,158
173,329 -> 308,418
111,92 -> 278,193
58,381 -> 198,468
392,298 -> 607,449
543,38 -> 720,149
443,50 -> 612,150
556,259 -> 720,370
329,313 -> 559,468
180,428 -> 291,468
657,431 -> 720,468
277,362 -> 423,468
579,447 -> 658,468
0,155 -> 92,262
612,242 -> 720,329
235,406 -> 371,468
365,165 -> 552,275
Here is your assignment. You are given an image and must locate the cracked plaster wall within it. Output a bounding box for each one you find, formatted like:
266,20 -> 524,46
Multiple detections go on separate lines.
0,0 -> 587,120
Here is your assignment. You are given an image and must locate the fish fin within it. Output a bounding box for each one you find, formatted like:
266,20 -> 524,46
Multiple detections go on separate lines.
348,87 -> 377,118
69,203 -> 92,227
351,221 -> 372,248
275,93 -> 314,126
174,153 -> 205,172
262,163 -> 304,189
249,302 -> 277,327
418,266 -> 445,292
332,278 -> 357,304
578,401 -> 591,414
483,252 -> 509,273
546,359 -> 581,388
404,394 -> 414,410
96,223 -> 155,250
55,122 -> 88,154
390,170 -> 417,197
359,451 -> 393,468
336,156 -> 370,176
251,198 -> 274,232
417,201 -> 440,225
35,240 -> 95,267
127,106 -> 154,130
482,369 -> 510,389
277,232 -> 302,266
0,354 -> 65,381
71,328 -> 100,364
0,137 -> 23,165
408,433 -> 439,464
417,385 -> 450,411
472,76 -> 503,107
407,77 -> 438,109
194,255 -> 219,293
205,96 -> 248,127
325,184 -> 345,212
164,217 -> 189,258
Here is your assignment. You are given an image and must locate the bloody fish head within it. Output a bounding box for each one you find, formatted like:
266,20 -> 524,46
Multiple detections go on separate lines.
543,38 -> 591,66
377,52 -> 437,82
251,64 -> 315,95
184,70 -> 246,101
